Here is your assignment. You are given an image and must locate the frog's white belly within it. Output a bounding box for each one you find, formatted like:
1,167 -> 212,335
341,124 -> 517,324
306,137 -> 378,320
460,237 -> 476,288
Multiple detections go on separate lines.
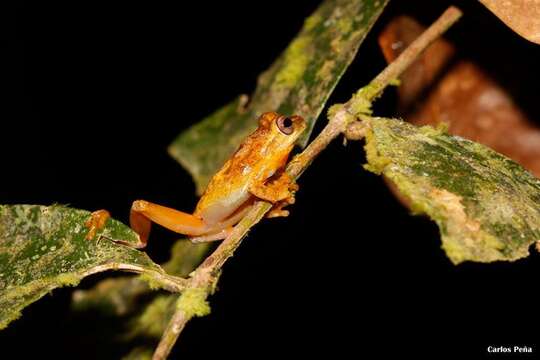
197,186 -> 252,225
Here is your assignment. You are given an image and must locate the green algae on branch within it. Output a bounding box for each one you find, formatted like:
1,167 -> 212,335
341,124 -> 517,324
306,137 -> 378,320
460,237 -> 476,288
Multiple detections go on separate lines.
363,118 -> 540,264
0,204 -> 178,330
169,0 -> 389,195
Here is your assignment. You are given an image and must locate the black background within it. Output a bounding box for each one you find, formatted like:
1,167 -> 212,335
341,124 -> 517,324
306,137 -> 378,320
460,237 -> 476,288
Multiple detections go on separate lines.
1,0 -> 540,358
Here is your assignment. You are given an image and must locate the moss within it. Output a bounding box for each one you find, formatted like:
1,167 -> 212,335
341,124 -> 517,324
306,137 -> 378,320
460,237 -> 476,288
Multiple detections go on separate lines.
0,312 -> 20,330
0,273 -> 81,330
388,78 -> 401,86
348,85 -> 377,116
131,295 -> 175,338
327,104 -> 342,119
137,272 -> 166,291
0,204 -> 165,329
55,273 -> 81,287
336,17 -> 353,34
419,122 -> 448,137
176,288 -> 211,318
275,35 -> 312,87
363,117 -> 540,264
316,60 -> 336,80
122,347 -> 153,360
303,13 -> 322,32
363,123 -> 391,175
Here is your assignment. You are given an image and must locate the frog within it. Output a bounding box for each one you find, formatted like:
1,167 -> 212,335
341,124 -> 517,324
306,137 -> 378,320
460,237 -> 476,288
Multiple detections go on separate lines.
125,112 -> 306,247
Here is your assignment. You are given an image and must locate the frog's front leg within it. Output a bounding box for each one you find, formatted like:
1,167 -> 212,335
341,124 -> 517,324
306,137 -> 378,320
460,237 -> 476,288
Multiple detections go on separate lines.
249,172 -> 298,218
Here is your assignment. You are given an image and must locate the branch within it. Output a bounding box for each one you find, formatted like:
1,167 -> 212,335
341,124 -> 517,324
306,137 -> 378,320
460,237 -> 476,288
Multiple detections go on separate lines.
152,6 -> 462,359
350,6 -> 462,104
152,306 -> 190,360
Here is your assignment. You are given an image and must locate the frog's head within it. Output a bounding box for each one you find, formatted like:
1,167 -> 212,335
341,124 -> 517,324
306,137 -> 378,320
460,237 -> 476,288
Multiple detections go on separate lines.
258,112 -> 307,151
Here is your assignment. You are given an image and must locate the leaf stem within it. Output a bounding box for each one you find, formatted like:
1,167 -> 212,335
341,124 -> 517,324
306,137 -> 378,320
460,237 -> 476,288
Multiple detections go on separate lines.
152,6 -> 462,359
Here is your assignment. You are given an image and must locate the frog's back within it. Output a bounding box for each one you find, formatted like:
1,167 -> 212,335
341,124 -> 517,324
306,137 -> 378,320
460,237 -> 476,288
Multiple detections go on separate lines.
194,128 -> 269,223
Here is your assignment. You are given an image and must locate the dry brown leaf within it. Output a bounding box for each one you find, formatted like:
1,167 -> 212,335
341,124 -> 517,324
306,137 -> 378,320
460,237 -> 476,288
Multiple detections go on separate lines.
410,62 -> 540,177
378,16 -> 540,178
479,0 -> 540,45
378,16 -> 455,110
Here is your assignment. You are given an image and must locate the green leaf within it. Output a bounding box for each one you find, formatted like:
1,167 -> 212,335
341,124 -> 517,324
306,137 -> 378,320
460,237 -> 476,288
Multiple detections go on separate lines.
127,294 -> 177,339
0,204 -> 173,329
72,240 -> 210,315
169,0 -> 389,194
364,118 -> 540,264
122,346 -> 154,360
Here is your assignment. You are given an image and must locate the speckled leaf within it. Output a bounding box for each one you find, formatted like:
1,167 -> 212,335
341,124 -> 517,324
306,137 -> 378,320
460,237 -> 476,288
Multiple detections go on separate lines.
0,204 -> 169,329
169,0 -> 389,194
72,240 -> 210,316
364,118 -> 540,264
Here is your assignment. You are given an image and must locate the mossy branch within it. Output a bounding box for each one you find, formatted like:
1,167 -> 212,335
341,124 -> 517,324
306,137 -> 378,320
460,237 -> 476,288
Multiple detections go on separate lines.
152,6 -> 462,360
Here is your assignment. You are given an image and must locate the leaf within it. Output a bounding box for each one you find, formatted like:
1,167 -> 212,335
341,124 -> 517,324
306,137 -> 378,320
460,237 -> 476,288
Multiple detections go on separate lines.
364,118 -> 540,264
71,240 -> 210,358
169,0 -> 389,194
479,0 -> 540,45
378,15 -> 455,111
122,347 -> 153,360
0,204 -> 173,329
72,240 -> 209,358
72,240 -> 210,316
127,294 -> 177,339
378,16 -> 540,178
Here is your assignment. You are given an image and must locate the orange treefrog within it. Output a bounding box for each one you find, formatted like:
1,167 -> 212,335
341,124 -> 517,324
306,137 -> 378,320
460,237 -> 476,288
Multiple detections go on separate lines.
128,112 -> 306,246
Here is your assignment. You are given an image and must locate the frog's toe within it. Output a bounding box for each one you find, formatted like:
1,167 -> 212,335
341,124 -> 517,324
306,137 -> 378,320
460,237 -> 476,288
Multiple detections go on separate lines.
289,182 -> 299,192
267,209 -> 289,218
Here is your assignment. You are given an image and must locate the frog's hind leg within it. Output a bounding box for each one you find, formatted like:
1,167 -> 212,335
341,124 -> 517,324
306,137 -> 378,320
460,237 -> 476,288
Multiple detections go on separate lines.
189,227 -> 233,243
130,200 -> 212,247
188,204 -> 253,243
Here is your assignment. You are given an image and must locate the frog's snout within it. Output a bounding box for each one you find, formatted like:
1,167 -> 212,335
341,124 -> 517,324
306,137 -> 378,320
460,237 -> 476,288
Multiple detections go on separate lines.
291,115 -> 307,134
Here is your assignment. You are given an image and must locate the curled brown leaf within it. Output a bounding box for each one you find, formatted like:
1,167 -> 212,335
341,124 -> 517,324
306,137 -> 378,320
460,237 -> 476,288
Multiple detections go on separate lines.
479,0 -> 540,45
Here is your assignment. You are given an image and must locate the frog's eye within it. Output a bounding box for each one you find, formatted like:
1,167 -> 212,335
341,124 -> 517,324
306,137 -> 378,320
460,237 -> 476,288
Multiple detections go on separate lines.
277,116 -> 294,135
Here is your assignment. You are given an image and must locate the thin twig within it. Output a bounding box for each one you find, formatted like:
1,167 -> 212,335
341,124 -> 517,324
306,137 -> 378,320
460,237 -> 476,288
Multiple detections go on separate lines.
152,6 -> 462,359
349,6 -> 462,104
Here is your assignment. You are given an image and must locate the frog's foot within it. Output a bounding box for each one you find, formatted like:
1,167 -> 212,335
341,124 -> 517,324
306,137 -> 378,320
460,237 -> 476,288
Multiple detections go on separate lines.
249,172 -> 298,203
85,209 -> 110,240
190,227 -> 233,243
267,205 -> 289,218
188,204 -> 253,243
266,195 -> 296,218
